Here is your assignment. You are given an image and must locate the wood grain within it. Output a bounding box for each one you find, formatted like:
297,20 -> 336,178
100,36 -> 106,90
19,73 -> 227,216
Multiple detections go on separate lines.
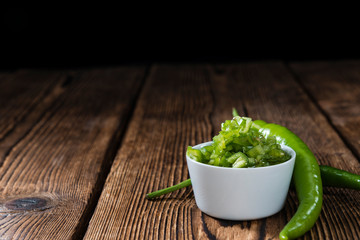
290,60 -> 360,162
0,67 -> 145,239
0,70 -> 65,167
85,63 -> 359,240
84,65 -> 214,240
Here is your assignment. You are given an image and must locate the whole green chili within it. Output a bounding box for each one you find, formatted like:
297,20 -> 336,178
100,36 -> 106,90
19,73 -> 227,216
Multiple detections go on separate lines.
320,165 -> 360,190
253,120 -> 322,240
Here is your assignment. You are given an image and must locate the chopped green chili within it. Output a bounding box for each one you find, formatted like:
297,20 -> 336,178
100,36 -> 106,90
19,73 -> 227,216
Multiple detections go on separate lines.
187,116 -> 291,168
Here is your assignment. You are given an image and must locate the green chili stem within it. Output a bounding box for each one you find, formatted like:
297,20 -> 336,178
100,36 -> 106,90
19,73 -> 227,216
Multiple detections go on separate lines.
146,179 -> 192,199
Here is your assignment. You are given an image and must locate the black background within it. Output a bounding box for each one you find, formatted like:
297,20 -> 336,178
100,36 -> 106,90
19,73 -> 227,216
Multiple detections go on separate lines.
1,8 -> 359,70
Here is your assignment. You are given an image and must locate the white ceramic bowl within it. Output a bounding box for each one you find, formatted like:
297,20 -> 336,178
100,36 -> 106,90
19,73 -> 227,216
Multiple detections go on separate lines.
186,141 -> 296,220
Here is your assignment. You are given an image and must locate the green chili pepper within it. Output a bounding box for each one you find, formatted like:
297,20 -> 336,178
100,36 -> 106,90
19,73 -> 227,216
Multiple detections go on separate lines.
253,120 -> 322,240
320,165 -> 360,190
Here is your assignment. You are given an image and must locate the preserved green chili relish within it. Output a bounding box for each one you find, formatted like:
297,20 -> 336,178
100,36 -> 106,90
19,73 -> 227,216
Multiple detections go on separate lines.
187,117 -> 291,168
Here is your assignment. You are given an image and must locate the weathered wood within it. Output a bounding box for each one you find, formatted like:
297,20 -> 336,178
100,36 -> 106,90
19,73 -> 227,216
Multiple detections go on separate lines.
0,70 -> 65,167
84,65 -> 213,240
85,62 -> 359,240
290,60 -> 360,163
0,67 -> 145,239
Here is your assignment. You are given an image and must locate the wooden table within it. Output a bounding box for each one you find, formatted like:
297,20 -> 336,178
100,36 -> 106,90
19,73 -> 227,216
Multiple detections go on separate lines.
0,61 -> 359,240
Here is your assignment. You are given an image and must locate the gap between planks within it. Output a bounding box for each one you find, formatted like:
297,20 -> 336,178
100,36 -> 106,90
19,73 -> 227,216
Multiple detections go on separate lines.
284,62 -> 360,163
73,65 -> 152,239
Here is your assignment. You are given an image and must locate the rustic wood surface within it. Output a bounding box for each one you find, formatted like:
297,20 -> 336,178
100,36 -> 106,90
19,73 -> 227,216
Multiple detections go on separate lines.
290,61 -> 360,163
0,67 -> 145,239
0,62 -> 359,239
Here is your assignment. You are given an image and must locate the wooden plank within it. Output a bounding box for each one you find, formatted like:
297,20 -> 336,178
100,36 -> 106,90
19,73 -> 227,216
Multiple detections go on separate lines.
84,63 -> 359,240
0,67 -> 145,239
290,60 -> 360,162
0,70 -> 66,167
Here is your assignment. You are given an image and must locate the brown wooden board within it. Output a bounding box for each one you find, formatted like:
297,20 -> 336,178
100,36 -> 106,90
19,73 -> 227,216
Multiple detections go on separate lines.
290,60 -> 360,164
84,63 -> 359,240
0,67 -> 145,239
0,70 -> 65,168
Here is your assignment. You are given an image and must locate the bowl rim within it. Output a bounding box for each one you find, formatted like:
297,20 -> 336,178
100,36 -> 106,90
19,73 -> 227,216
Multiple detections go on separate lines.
186,141 -> 296,171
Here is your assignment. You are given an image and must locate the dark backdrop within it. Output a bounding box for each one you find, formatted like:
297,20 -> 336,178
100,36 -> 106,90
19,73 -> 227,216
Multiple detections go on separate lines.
2,8 -> 359,70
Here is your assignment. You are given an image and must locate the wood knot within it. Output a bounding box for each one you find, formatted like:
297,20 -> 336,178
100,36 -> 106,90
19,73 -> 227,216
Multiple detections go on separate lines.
5,197 -> 48,211
0,194 -> 57,214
